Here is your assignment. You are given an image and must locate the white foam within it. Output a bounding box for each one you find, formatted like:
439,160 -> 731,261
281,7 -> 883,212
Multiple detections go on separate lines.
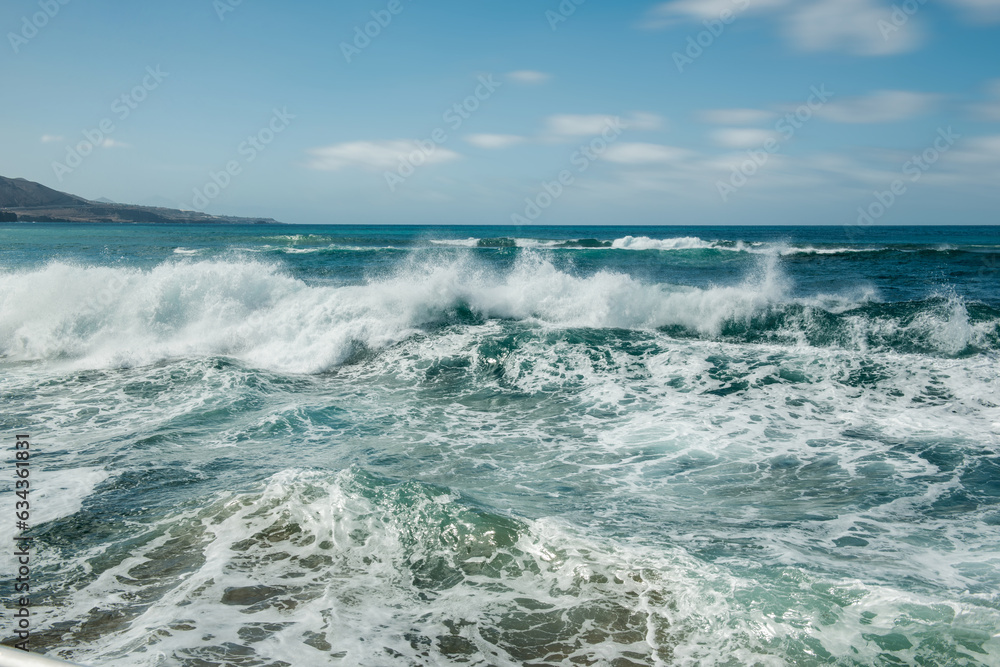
425,238 -> 966,256
33,466 -> 1000,666
280,245 -> 397,253
514,238 -> 562,248
0,253 -> 992,374
610,235 -> 716,251
0,466 -> 109,544
264,234 -> 328,244
0,254 -> 788,373
773,245 -> 885,256
36,469 -> 795,666
429,237 -> 480,247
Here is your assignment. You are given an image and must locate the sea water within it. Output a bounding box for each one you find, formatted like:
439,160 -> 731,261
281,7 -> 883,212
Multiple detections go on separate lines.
0,224 -> 998,666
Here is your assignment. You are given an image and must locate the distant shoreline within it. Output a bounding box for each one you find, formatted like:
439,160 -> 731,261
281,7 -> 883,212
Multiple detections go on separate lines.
2,219 -> 998,229
0,175 -> 281,225
0,204 -> 280,225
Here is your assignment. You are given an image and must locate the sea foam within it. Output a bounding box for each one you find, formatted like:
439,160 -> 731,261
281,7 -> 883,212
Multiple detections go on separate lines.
0,253 -> 992,373
0,254 -> 785,373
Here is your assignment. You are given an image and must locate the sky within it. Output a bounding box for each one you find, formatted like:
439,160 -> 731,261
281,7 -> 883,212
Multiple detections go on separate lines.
1,0 -> 999,225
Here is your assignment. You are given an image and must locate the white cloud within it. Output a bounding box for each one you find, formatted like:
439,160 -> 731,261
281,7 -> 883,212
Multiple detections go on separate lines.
944,135 -> 1000,165
711,128 -> 781,148
970,79 -> 1000,121
625,112 -> 666,130
544,112 -> 664,137
546,114 -> 624,136
812,90 -> 938,123
642,0 -> 789,27
641,0 -> 724,27
646,0 -> 932,55
42,135 -> 128,147
647,0 -> 729,22
541,131 -> 1000,215
944,0 -> 1000,22
507,70 -> 551,84
786,0 -> 924,55
975,105 -> 1000,122
896,134 -> 1000,186
700,108 -> 776,125
306,140 -> 460,171
646,0 -> 1000,56
464,134 -> 526,149
603,143 -> 692,164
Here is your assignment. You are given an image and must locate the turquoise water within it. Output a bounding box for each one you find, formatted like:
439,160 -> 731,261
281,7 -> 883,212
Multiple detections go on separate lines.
1,224 -> 998,666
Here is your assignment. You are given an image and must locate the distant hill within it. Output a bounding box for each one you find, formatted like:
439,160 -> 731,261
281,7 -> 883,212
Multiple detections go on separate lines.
0,175 -> 280,224
0,175 -> 90,208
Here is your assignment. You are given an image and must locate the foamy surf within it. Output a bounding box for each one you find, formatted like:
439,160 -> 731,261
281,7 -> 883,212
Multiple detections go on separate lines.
36,467 -> 1000,667
611,235 -> 718,251
0,252 -> 995,374
2,223 -> 998,666
0,467 -> 110,545
421,235 -> 990,257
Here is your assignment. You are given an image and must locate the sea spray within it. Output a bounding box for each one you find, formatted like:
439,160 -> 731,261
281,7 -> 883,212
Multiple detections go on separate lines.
1,251 -> 996,373
2,224 -> 998,665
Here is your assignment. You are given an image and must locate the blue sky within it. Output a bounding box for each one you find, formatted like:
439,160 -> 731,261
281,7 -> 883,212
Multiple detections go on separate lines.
2,0 -> 999,225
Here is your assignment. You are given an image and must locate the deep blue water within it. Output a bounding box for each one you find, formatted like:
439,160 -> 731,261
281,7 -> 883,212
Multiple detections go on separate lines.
1,224 -> 998,665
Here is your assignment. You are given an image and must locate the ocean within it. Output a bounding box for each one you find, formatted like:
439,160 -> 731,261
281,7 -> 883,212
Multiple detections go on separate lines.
1,223 -> 998,666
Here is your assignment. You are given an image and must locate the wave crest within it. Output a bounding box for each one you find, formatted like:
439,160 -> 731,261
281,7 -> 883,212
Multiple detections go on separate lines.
0,253 -> 993,373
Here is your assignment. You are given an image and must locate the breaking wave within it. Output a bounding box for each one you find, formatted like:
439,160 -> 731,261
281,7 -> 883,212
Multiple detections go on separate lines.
0,253 -> 995,373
